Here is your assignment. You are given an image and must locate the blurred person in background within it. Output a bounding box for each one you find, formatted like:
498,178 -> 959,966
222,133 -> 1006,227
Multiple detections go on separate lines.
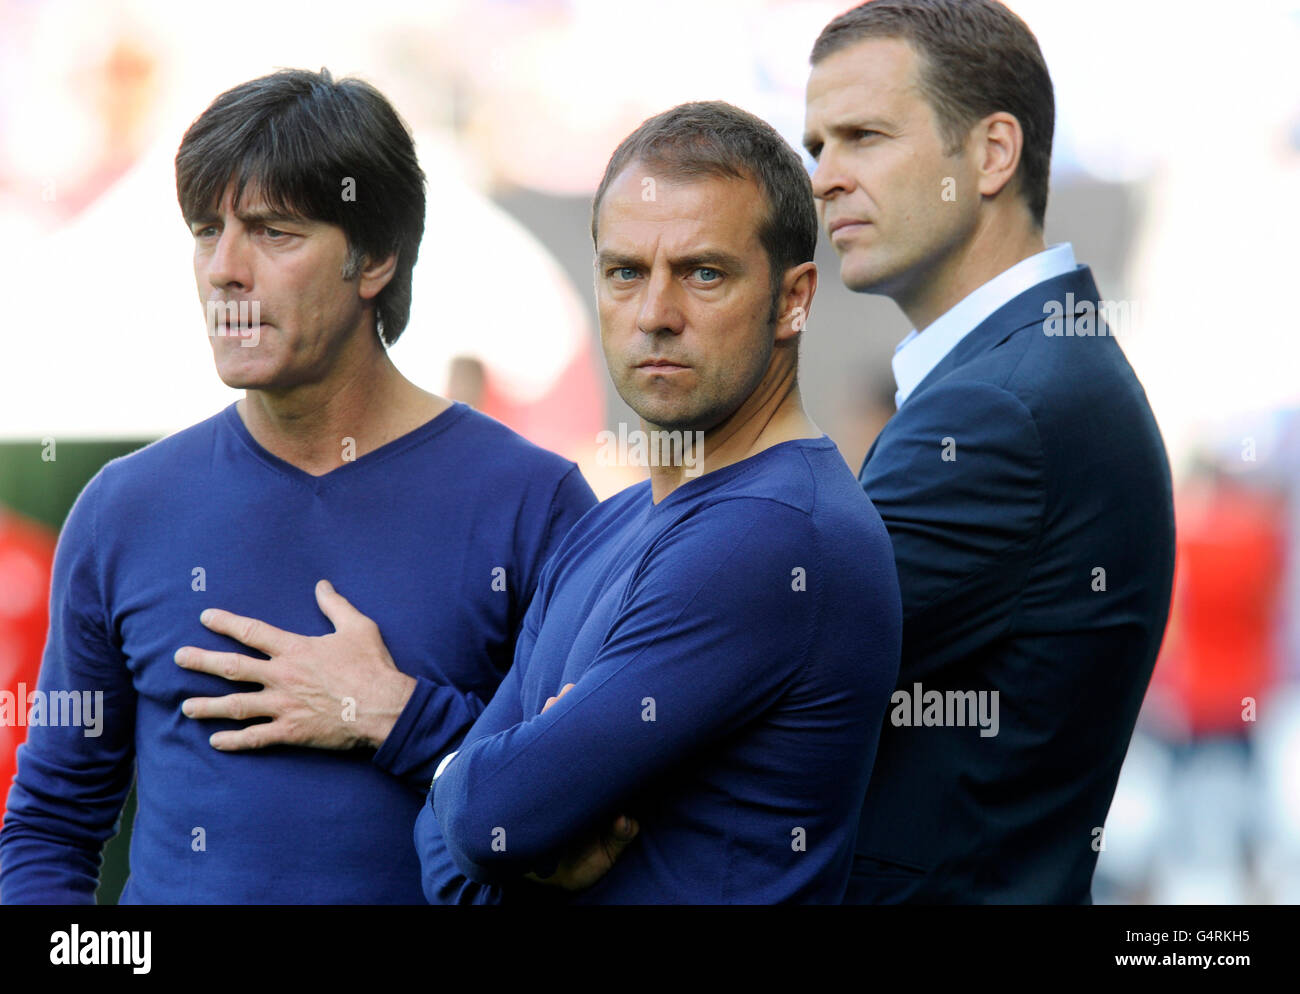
1142,456 -> 1286,903
832,367 -> 898,472
0,507 -> 56,824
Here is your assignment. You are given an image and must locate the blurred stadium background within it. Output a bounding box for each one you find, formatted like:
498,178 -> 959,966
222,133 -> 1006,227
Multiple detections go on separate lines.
0,0 -> 1297,904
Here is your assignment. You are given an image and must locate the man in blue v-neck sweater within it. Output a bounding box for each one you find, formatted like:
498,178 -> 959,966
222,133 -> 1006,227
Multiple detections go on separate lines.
414,101 -> 902,903
0,69 -> 595,904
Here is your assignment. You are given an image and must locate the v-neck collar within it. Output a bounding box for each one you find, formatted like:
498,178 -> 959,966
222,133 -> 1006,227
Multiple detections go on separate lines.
221,400 -> 469,488
648,435 -> 835,513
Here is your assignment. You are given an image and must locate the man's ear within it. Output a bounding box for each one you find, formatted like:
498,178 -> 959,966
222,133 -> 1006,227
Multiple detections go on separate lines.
775,261 -> 817,344
972,111 -> 1024,201
357,251 -> 399,302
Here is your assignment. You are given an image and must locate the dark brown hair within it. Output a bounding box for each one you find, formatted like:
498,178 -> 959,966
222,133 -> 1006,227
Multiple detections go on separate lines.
176,68 -> 426,345
811,0 -> 1054,227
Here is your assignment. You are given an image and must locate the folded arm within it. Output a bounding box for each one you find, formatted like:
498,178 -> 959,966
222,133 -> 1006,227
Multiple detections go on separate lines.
433,502 -> 816,885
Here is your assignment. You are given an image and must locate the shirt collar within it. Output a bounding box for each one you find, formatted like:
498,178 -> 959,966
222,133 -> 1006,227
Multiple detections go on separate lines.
891,243 -> 1077,408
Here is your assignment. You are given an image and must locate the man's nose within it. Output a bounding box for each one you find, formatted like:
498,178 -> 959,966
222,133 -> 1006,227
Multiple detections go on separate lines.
636,267 -> 685,336
810,144 -> 854,202
207,229 -> 251,290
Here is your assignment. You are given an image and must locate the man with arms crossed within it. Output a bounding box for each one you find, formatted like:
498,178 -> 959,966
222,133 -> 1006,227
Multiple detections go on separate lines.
0,69 -> 594,903
802,0 -> 1176,902
411,100 -> 903,903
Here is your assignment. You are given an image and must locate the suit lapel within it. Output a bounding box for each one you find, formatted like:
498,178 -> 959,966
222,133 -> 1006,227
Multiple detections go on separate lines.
903,265 -> 1102,408
860,264 -> 1102,480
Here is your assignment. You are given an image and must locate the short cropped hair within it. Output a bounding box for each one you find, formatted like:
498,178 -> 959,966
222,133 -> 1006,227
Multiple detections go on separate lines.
176,68 -> 426,345
811,0 -> 1055,228
590,100 -> 817,308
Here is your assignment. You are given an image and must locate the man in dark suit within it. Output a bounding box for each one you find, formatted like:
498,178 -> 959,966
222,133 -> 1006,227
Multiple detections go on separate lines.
803,0 -> 1176,903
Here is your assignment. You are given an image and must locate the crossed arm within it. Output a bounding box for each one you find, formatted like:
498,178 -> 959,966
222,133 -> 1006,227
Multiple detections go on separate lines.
421,504 -> 815,894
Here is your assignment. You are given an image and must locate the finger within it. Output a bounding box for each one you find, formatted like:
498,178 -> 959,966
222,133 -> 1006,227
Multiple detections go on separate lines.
199,608 -> 293,656
174,646 -> 270,685
540,683 -> 578,715
181,692 -> 278,722
207,720 -> 286,751
599,816 -> 639,867
314,579 -> 372,631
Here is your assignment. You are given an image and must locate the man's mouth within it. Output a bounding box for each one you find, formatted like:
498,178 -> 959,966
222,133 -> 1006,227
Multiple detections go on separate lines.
210,319 -> 269,335
828,217 -> 871,236
636,359 -> 689,373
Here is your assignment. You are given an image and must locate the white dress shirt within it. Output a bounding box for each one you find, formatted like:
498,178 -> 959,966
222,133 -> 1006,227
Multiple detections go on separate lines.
891,243 -> 1077,409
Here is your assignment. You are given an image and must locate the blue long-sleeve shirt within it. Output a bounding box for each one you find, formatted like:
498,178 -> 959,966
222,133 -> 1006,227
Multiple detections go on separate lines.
0,401 -> 595,904
416,436 -> 902,904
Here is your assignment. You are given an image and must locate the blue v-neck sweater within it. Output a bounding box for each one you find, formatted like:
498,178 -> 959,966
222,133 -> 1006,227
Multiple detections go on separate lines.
418,437 -> 902,904
0,402 -> 595,904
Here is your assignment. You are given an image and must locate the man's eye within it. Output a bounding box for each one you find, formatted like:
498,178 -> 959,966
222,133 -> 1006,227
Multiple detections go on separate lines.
610,267 -> 638,281
693,267 -> 722,283
194,225 -> 217,238
261,226 -> 289,239
806,145 -> 822,161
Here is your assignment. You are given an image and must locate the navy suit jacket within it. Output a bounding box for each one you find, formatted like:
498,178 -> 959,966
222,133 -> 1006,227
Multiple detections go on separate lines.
848,264 -> 1175,904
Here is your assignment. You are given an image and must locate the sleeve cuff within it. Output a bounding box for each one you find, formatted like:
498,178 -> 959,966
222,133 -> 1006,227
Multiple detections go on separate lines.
433,750 -> 459,781
371,675 -> 441,780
